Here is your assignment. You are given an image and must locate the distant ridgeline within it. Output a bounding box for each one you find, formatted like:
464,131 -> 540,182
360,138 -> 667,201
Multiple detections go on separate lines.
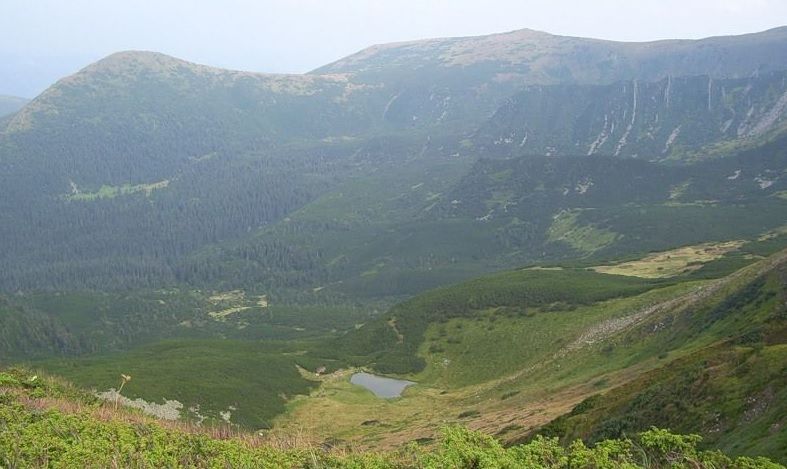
0,95 -> 28,118
0,27 -> 786,293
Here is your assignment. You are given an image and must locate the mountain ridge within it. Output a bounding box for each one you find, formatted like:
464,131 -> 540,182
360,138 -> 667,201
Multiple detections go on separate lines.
8,25 -> 787,108
313,25 -> 787,81
1,25 -> 786,293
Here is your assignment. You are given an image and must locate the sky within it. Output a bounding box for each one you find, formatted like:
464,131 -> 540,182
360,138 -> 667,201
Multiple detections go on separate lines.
1,0 -> 786,97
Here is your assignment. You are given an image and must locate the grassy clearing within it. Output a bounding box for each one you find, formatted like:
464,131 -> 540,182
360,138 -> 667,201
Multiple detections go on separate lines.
547,209 -> 619,255
208,290 -> 247,303
65,179 -> 170,201
208,306 -> 251,320
592,240 -> 745,278
758,225 -> 787,241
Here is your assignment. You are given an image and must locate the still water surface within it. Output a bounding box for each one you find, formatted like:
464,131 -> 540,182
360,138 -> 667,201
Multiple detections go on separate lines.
350,372 -> 415,398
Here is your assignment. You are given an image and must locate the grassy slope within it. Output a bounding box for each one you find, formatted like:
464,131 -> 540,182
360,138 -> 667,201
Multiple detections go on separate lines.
538,344 -> 787,461
8,239 -> 787,458
534,253 -> 787,461
0,368 -> 782,468
33,243 -> 787,455
320,268 -> 667,374
416,282 -> 700,388
275,249 -> 787,462
39,340 -> 322,429
274,280 -> 699,449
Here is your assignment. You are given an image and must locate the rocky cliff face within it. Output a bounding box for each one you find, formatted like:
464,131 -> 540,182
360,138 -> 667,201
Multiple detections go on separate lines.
474,71 -> 787,159
313,27 -> 787,157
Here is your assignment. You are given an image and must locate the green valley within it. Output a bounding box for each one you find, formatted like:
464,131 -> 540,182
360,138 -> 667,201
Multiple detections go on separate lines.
1,22 -> 787,468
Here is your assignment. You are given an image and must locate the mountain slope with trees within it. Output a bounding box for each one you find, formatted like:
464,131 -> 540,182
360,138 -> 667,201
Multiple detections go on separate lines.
1,27 -> 787,294
2,27 -> 787,463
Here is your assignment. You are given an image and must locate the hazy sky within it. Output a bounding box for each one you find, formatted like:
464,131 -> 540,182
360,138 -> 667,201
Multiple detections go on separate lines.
2,0 -> 786,97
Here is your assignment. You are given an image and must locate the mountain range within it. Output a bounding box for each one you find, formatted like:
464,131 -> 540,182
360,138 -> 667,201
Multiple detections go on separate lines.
2,27 -> 787,295
1,26 -> 787,465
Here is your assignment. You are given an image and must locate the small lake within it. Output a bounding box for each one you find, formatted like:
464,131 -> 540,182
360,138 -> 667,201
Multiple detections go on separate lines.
350,372 -> 415,398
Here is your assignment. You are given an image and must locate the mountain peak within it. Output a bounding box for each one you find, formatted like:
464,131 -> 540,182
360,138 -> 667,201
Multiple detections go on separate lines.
100,49 -> 178,61
82,50 -> 204,75
312,28 -> 560,74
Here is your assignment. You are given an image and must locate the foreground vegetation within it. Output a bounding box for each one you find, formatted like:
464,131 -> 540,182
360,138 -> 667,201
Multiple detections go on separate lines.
40,340 -> 323,428
0,368 -> 783,468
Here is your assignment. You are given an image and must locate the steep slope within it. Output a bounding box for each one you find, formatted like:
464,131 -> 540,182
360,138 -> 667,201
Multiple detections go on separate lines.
314,27 -> 787,142
538,344 -> 787,460
0,28 -> 786,294
211,132 -> 787,299
1,51 -> 380,187
535,251 -> 787,460
0,52 -> 373,291
473,71 -> 787,158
